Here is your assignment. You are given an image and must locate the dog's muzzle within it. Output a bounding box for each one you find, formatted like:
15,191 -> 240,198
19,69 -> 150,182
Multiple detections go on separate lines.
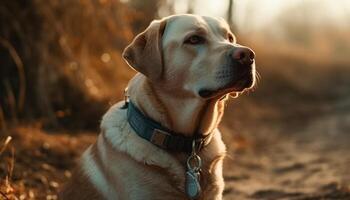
199,46 -> 256,98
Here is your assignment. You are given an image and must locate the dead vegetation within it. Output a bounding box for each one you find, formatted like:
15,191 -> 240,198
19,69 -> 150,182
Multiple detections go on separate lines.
0,0 -> 141,129
0,136 -> 15,200
1,0 -> 350,199
0,127 -> 96,199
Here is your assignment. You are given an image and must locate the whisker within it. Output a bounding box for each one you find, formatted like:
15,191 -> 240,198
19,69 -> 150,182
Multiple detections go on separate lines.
250,70 -> 261,92
255,71 -> 261,83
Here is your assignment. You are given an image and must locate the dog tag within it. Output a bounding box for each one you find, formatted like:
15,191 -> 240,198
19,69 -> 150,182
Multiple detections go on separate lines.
185,142 -> 202,200
185,169 -> 201,199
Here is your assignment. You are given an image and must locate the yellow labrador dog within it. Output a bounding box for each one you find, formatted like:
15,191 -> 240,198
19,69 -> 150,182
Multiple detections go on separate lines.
60,14 -> 255,200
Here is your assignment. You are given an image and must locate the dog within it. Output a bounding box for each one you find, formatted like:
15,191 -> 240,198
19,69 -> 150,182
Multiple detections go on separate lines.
59,14 -> 256,200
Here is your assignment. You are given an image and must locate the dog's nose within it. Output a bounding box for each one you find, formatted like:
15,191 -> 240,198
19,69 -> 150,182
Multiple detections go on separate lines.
232,47 -> 255,65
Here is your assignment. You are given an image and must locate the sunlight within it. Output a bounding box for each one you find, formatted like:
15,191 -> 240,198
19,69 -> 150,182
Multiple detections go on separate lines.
2,0 -> 350,199
171,0 -> 350,31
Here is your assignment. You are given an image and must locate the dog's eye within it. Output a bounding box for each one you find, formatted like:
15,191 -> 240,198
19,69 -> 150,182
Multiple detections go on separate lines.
185,35 -> 205,45
228,34 -> 234,43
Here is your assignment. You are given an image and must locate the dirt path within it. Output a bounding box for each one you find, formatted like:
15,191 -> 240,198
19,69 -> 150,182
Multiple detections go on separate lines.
223,131 -> 350,200
0,109 -> 349,199
221,100 -> 350,200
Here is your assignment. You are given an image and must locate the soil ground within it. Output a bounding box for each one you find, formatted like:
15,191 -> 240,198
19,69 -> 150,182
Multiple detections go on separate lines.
1,68 -> 350,200
1,97 -> 349,200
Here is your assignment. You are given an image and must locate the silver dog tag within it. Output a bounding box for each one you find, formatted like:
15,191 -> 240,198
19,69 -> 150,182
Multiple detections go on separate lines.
185,169 -> 201,199
185,140 -> 202,199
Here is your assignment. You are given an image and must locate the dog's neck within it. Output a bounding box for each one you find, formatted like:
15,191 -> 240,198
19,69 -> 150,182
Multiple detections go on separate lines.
128,74 -> 227,137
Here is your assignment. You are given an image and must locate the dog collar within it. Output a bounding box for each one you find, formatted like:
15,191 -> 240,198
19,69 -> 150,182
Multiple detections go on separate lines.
125,100 -> 209,153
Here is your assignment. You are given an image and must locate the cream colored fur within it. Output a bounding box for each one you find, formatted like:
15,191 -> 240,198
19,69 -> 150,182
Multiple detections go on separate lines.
60,14 -> 255,200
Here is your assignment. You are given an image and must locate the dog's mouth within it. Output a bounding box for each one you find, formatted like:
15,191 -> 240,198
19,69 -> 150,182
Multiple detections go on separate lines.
199,70 -> 255,99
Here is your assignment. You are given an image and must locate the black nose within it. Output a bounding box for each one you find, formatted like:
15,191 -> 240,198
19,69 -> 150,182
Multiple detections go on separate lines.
232,46 -> 255,65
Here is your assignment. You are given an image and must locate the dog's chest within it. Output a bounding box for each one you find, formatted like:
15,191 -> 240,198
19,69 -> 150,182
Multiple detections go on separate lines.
83,103 -> 225,199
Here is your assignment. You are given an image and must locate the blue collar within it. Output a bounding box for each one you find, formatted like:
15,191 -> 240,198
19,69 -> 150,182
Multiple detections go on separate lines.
125,101 -> 209,153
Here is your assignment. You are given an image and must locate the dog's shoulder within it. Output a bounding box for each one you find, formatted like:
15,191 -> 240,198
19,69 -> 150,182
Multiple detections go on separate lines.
58,162 -> 105,200
98,101 -> 186,180
100,101 -> 127,131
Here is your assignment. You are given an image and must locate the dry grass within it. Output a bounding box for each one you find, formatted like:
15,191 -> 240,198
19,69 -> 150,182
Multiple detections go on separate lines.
0,0 -> 138,129
0,127 -> 96,200
1,1 -> 350,199
0,136 -> 16,200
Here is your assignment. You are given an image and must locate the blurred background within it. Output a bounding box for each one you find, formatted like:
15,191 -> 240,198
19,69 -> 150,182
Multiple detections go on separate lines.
0,0 -> 349,199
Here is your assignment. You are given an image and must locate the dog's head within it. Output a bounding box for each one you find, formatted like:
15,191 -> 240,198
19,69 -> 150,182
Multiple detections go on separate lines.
123,14 -> 256,99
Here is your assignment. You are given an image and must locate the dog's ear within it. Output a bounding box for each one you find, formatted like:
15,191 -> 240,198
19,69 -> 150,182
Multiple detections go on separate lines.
122,19 -> 167,81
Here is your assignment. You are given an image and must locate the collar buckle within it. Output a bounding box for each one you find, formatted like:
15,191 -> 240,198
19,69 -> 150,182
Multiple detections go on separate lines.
151,129 -> 170,148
